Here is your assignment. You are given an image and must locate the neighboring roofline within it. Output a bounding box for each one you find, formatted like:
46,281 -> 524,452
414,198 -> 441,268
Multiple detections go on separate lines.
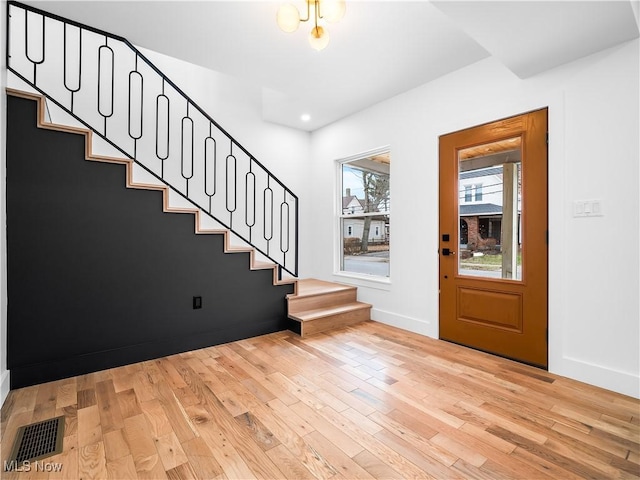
460,203 -> 503,216
342,195 -> 364,209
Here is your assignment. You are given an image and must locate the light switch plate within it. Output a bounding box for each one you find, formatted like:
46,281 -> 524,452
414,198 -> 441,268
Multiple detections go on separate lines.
573,200 -> 603,217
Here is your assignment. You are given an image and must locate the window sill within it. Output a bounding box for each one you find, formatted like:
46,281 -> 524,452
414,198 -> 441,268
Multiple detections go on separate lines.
332,271 -> 392,291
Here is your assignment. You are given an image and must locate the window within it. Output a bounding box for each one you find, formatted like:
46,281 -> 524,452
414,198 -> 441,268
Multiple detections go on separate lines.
464,185 -> 472,202
475,184 -> 483,201
339,150 -> 390,278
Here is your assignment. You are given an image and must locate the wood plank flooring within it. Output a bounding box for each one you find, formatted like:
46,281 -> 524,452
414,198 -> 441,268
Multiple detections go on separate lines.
1,321 -> 638,479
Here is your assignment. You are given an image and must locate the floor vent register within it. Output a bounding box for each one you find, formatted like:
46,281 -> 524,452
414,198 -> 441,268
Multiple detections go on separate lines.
6,416 -> 64,470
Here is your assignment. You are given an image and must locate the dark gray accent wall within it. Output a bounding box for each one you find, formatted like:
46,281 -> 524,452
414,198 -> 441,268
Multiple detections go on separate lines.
6,95 -> 294,388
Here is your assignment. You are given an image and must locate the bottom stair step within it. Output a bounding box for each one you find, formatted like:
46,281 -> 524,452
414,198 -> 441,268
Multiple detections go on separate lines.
289,301 -> 371,337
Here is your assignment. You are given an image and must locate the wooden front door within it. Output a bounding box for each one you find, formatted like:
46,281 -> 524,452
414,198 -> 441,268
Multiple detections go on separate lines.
439,109 -> 548,368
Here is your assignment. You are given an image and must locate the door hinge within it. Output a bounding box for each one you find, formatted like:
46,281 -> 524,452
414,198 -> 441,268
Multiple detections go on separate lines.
546,132 -> 549,145
545,230 -> 549,245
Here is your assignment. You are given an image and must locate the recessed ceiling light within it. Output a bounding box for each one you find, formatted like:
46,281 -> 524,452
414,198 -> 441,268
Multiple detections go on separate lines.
301,114 -> 311,122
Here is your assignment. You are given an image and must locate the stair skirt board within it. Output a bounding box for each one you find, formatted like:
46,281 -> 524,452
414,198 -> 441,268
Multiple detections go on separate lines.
6,91 -> 295,389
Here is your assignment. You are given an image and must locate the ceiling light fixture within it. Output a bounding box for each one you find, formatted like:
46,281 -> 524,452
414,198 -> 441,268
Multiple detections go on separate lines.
277,0 -> 346,51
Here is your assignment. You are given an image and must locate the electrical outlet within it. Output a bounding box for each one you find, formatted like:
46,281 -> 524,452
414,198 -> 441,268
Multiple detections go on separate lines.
193,296 -> 202,309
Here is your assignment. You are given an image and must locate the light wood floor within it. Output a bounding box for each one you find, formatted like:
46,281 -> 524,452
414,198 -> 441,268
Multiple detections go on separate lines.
1,321 -> 638,479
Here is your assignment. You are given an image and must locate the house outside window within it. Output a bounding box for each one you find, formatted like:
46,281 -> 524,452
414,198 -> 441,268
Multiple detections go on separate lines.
338,149 -> 390,279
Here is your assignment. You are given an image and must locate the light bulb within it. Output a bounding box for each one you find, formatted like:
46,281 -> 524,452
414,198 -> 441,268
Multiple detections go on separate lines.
309,26 -> 330,51
321,0 -> 346,23
277,4 -> 301,33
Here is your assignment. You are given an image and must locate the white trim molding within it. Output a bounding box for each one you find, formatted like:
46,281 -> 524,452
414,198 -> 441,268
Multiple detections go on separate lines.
555,356 -> 640,399
371,308 -> 431,337
0,371 -> 10,407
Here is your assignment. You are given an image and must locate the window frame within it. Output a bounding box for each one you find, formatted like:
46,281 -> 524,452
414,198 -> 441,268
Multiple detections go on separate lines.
335,146 -> 391,284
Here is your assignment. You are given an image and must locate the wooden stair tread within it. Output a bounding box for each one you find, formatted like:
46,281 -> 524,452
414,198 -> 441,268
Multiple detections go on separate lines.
292,279 -> 356,298
289,301 -> 371,322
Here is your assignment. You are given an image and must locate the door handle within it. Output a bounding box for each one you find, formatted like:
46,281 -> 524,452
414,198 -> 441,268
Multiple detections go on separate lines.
442,248 -> 456,256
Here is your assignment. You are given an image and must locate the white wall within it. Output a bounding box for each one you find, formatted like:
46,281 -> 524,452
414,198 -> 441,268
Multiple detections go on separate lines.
309,39 -> 640,398
138,47 -> 311,194
138,48 -> 313,276
0,0 -> 10,407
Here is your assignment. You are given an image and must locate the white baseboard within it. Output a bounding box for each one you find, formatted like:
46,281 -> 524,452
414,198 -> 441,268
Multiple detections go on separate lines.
552,356 -> 639,399
0,370 -> 10,407
370,308 -> 434,338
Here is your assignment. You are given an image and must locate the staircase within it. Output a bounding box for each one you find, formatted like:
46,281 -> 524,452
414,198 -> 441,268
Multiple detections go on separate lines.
7,0 -> 299,278
8,88 -> 371,339
6,2 -> 371,389
287,279 -> 371,337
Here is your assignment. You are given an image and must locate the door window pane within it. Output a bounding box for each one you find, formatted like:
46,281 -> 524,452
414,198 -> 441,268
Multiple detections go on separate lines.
458,137 -> 522,280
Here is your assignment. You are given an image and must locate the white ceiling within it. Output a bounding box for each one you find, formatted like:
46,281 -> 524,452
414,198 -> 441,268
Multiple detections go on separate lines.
25,1 -> 640,131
